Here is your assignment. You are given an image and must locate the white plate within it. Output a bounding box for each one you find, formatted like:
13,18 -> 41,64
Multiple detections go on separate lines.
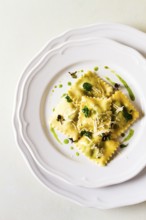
13,127 -> 146,209
13,23 -> 146,208
17,37 -> 146,188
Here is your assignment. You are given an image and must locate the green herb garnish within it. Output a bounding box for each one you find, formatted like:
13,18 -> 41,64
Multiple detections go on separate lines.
65,95 -> 72,102
68,71 -> 77,78
69,138 -> 74,143
102,133 -> 111,141
83,82 -> 92,91
57,115 -> 65,124
80,130 -> 92,138
82,106 -> 91,117
114,83 -> 120,90
120,144 -> 128,148
123,107 -> 133,121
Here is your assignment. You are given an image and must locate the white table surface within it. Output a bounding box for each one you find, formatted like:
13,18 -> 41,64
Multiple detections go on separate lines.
1,0 -> 146,219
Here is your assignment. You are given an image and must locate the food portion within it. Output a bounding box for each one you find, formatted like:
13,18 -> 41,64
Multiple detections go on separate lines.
76,137 -> 119,166
49,70 -> 139,166
68,71 -> 113,104
77,96 -> 112,134
49,97 -> 79,140
111,91 -> 139,138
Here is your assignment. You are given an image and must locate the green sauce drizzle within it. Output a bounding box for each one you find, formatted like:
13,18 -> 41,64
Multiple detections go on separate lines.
52,108 -> 55,112
105,76 -> 115,86
76,152 -> 80,156
70,146 -> 74,150
50,127 -> 62,144
94,66 -> 99,71
59,84 -> 63,88
112,71 -> 135,101
54,85 -> 57,88
104,66 -> 109,69
64,139 -> 69,144
68,82 -> 72,86
123,129 -> 134,142
52,90 -> 54,92
61,93 -> 67,97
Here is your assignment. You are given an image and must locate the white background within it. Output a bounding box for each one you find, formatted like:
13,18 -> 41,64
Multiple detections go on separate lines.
1,0 -> 146,219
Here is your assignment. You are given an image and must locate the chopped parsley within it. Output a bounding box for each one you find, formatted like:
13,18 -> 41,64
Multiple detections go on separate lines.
68,71 -> 77,78
80,130 -> 92,138
65,95 -> 72,102
83,82 -> 92,91
122,107 -> 133,121
82,106 -> 91,117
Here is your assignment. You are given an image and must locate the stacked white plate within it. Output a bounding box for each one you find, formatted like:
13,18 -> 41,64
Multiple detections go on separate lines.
13,23 -> 146,209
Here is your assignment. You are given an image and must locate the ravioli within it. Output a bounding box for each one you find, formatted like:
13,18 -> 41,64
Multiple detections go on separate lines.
68,71 -> 113,104
111,91 -> 139,138
49,97 -> 79,140
77,96 -> 112,135
75,136 -> 119,166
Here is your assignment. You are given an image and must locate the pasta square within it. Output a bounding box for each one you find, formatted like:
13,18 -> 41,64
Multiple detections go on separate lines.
49,97 -> 79,140
75,136 -> 119,166
77,96 -> 112,135
68,71 -> 113,104
111,91 -> 139,138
